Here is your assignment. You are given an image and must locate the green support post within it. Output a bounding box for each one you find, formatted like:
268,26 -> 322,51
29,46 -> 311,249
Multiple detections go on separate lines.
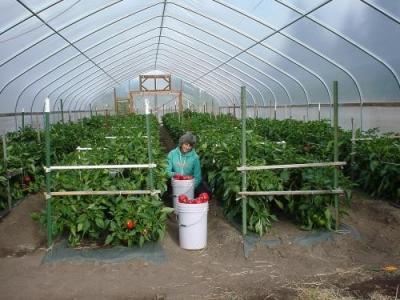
333,81 -> 339,230
60,99 -> 64,123
21,109 -> 25,131
22,109 -> 26,130
241,86 -> 247,236
350,117 -> 355,181
145,99 -> 154,191
2,135 -> 12,211
44,98 -> 52,247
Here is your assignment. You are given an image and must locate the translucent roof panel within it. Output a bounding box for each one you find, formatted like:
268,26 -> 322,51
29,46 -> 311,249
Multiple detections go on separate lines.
0,0 -> 399,114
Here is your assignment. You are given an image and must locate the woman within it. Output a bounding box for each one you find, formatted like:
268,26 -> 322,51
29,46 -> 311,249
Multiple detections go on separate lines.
167,132 -> 210,198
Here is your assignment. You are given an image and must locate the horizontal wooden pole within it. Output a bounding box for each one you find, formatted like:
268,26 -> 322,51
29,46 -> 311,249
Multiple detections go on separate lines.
76,147 -> 93,151
49,190 -> 161,196
219,102 -> 400,109
6,168 -> 23,179
352,136 -> 400,141
105,136 -> 147,139
45,164 -> 156,172
239,189 -> 344,196
237,161 -> 346,171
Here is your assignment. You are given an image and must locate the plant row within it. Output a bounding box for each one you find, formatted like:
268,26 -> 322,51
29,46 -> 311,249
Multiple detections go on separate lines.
162,111 -> 353,235
0,120 -> 92,210
33,115 -> 173,247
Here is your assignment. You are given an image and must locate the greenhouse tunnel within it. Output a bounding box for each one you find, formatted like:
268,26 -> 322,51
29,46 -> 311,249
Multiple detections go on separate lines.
0,0 -> 399,132
0,1 -> 400,299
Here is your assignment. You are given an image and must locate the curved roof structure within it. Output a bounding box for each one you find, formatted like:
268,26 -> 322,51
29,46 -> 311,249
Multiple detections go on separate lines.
0,0 -> 399,114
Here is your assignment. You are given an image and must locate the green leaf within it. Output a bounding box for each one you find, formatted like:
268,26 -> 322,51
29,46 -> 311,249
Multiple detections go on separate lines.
161,207 -> 175,214
95,218 -> 105,229
105,234 -> 114,245
274,199 -> 284,210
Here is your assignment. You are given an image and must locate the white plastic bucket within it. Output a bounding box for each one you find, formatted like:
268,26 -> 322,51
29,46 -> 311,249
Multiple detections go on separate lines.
177,202 -> 208,250
171,178 -> 194,210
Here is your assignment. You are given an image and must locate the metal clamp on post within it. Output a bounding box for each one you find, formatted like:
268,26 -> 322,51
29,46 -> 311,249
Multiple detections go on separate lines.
44,166 -> 51,173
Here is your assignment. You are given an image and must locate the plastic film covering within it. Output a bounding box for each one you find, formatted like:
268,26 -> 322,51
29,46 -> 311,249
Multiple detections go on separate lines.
0,0 -> 398,120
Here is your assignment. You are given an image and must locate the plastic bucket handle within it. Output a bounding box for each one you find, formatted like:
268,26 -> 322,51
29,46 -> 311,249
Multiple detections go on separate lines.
178,208 -> 208,228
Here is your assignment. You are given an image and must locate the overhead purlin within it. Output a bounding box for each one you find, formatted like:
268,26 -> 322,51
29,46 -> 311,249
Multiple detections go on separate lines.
13,0 -> 321,113
159,41 -> 278,104
154,0 -> 167,69
11,2 -> 164,114
14,1 -> 302,113
167,2 -> 313,107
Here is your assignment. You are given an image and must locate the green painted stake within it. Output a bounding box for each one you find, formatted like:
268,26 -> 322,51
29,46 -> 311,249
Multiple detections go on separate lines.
21,109 -> 25,131
2,135 -> 12,211
145,99 -> 154,191
333,81 -> 339,230
60,99 -> 64,124
241,86 -> 247,236
44,98 -> 52,247
351,117 -> 355,181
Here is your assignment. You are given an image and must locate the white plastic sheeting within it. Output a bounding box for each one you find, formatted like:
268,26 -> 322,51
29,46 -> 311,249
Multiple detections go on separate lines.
0,0 -> 399,115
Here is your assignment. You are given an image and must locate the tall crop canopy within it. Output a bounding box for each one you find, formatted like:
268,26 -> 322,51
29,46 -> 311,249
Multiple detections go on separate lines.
0,0 -> 399,117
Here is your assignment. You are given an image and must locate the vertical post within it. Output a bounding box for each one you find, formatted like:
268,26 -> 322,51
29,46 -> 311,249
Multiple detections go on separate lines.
333,81 -> 339,230
233,104 -> 236,117
274,101 -> 277,120
318,102 -> 321,121
113,88 -> 117,114
351,117 -> 355,181
89,104 -> 93,118
44,97 -> 52,247
240,86 -> 247,236
162,104 -> 165,116
21,108 -> 25,131
269,100 -> 272,119
35,114 -> 41,143
68,110 -> 71,122
145,99 -> 154,191
2,135 -> 12,211
306,103 -> 309,121
60,99 -> 64,124
154,95 -> 158,121
360,103 -> 363,132
179,81 -> 183,114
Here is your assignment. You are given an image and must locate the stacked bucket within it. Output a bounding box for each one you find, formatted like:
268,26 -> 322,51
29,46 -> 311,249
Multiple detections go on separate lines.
171,175 -> 209,250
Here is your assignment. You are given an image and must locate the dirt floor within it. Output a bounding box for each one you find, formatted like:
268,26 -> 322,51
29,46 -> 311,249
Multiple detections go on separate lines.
0,126 -> 399,299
